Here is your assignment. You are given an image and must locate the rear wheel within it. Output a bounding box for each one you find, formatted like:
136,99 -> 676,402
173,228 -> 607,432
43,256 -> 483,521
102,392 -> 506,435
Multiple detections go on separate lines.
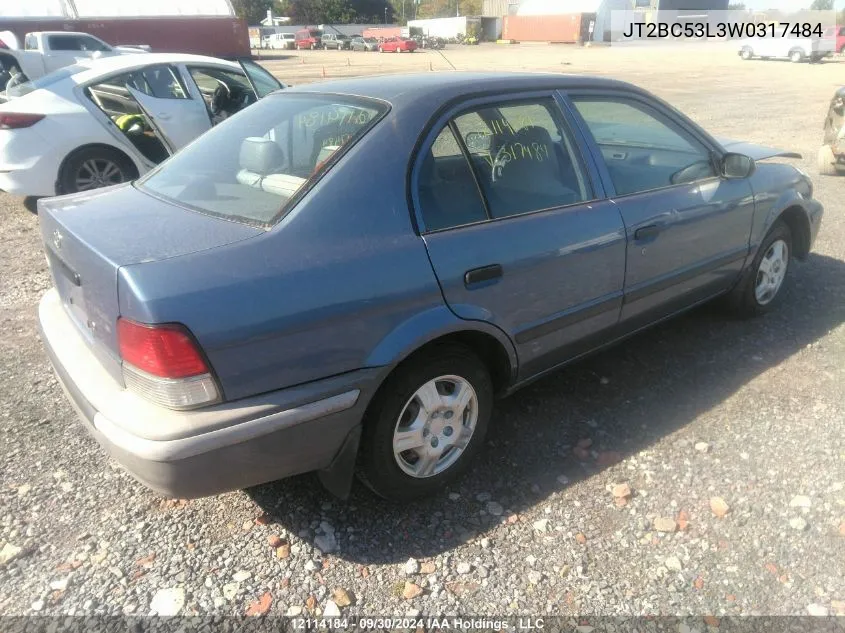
59,147 -> 138,195
789,49 -> 803,63
357,344 -> 493,502
740,46 -> 753,60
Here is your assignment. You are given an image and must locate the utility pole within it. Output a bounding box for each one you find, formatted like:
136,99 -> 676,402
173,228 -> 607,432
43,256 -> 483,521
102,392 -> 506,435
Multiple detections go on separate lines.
384,6 -> 388,23
456,0 -> 459,17
402,0 -> 405,22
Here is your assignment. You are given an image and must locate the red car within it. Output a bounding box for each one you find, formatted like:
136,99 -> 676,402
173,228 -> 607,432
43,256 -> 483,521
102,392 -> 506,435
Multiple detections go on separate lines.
295,28 -> 322,50
379,37 -> 417,53
824,25 -> 845,55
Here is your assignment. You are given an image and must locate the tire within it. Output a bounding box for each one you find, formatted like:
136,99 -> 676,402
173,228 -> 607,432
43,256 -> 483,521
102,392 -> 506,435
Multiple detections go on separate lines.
818,144 -> 842,176
789,49 -> 803,63
378,46 -> 384,52
724,221 -> 792,318
357,343 -> 494,502
58,146 -> 138,195
740,46 -> 753,60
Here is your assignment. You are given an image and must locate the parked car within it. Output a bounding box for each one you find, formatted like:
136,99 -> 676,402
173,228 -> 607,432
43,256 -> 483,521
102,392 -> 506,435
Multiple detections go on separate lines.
379,37 -> 418,53
738,34 -> 833,63
0,53 -> 284,197
321,34 -> 351,50
267,33 -> 296,50
818,86 -> 845,175
823,25 -> 845,55
295,28 -> 323,50
0,31 -> 150,91
36,72 -> 822,503
350,36 -> 379,52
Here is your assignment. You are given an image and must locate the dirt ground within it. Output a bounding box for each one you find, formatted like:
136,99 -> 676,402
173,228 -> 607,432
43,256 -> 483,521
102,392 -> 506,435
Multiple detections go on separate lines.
1,44 -> 844,618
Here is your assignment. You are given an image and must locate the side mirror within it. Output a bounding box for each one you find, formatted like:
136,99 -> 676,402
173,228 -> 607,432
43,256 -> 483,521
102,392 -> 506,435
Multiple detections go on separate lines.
465,131 -> 491,153
721,152 -> 755,179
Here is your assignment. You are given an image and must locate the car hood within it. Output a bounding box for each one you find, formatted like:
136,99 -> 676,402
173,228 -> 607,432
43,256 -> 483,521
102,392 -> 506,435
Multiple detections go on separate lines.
716,137 -> 802,160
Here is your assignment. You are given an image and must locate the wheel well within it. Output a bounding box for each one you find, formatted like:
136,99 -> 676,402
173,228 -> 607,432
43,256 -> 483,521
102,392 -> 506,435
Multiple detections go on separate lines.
385,331 -> 515,397
779,206 -> 811,260
57,143 -> 140,189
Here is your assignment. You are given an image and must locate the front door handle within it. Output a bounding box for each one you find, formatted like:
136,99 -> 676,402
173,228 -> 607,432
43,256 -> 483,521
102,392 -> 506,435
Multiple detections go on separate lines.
634,224 -> 661,241
464,264 -> 502,286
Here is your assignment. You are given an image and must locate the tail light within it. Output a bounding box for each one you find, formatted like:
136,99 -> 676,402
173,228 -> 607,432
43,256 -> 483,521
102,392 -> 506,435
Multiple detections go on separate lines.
0,113 -> 45,130
117,318 -> 220,410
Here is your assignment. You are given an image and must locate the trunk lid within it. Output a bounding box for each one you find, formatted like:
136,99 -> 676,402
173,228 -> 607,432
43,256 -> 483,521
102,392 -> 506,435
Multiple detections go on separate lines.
38,183 -> 262,384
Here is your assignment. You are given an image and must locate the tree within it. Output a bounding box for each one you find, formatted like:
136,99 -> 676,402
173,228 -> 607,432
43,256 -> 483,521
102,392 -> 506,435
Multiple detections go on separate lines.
809,0 -> 833,9
231,0 -> 275,24
727,3 -> 746,9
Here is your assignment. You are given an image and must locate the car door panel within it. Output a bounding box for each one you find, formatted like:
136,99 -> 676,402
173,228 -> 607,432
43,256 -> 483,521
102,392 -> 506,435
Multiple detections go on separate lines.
566,92 -> 755,327
127,85 -> 210,152
612,180 -> 754,325
423,204 -> 627,378
415,94 -> 628,380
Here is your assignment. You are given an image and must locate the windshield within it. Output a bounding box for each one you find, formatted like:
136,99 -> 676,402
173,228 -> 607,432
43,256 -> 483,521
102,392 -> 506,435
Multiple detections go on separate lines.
5,63 -> 89,97
138,93 -> 388,228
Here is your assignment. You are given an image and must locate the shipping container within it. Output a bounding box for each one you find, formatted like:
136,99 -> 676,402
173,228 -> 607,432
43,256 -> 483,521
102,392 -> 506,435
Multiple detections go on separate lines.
0,0 -> 250,58
503,13 -> 595,43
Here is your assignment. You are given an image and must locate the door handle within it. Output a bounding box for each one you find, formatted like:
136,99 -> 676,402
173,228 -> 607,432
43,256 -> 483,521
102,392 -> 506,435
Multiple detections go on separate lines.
464,264 -> 502,286
155,112 -> 172,121
634,224 -> 661,241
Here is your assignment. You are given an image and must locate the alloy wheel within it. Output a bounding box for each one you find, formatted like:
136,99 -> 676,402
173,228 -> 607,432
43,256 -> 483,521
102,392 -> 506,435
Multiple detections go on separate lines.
74,158 -> 125,191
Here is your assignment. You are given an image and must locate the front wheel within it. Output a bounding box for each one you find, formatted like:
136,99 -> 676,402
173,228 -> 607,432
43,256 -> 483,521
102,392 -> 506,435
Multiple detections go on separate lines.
789,49 -> 803,63
59,147 -> 138,195
818,144 -> 843,176
724,221 -> 792,317
357,344 -> 493,502
740,46 -> 753,60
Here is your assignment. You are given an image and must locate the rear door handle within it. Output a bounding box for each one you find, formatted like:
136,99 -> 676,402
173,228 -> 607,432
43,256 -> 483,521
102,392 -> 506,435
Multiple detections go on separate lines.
634,224 -> 661,241
464,264 -> 502,286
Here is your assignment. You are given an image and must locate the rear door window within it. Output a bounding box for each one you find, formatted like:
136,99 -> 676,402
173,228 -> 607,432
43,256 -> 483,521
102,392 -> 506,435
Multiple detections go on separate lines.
85,70 -> 170,164
416,97 -> 591,230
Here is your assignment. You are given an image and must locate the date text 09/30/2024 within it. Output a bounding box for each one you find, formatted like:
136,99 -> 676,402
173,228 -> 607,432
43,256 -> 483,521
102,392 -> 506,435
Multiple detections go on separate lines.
291,618 -> 547,630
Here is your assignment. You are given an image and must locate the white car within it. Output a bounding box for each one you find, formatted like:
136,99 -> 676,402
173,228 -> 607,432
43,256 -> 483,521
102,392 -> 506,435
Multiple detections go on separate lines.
738,35 -> 834,63
267,33 -> 296,50
0,53 -> 285,197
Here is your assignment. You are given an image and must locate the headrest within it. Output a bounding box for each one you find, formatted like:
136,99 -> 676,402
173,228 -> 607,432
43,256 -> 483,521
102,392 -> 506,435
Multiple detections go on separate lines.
239,137 -> 285,176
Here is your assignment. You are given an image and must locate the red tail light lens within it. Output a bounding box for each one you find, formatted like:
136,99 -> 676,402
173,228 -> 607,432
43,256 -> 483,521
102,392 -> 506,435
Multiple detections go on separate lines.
117,319 -> 209,379
0,113 -> 46,130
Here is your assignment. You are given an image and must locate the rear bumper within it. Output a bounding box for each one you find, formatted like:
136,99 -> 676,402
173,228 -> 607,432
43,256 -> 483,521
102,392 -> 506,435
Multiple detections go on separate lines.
38,288 -> 379,498
0,128 -> 61,197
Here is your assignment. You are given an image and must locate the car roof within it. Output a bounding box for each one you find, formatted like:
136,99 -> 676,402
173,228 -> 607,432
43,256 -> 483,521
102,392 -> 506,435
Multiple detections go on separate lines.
283,71 -> 646,105
66,53 -> 240,82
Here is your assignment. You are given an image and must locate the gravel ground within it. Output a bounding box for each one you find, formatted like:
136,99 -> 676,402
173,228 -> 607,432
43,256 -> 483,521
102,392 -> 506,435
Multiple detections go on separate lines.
1,45 -> 844,618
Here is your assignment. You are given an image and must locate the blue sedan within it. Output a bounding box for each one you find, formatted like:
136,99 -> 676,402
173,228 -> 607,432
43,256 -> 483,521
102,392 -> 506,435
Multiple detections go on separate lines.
37,72 -> 823,503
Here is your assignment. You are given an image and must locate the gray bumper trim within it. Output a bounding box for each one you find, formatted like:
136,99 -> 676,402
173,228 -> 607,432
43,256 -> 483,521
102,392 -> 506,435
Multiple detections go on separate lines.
93,389 -> 360,462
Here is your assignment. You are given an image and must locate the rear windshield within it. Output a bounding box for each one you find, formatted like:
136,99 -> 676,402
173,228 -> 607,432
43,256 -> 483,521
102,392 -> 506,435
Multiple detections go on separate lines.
138,93 -> 388,228
6,63 -> 88,97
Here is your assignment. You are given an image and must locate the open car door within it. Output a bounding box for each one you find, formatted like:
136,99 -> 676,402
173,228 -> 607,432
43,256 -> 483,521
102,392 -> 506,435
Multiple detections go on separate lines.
126,83 -> 211,154
237,58 -> 286,99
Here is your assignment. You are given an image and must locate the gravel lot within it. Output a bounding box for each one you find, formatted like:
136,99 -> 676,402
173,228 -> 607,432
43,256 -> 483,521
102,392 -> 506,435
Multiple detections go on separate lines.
1,44 -> 844,619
